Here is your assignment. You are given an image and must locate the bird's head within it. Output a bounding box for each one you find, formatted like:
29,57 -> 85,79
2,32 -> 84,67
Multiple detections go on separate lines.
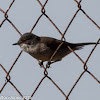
13,32 -> 40,46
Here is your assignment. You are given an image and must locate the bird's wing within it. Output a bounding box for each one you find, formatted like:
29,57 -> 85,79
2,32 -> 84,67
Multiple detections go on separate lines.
40,37 -> 67,51
40,37 -> 89,51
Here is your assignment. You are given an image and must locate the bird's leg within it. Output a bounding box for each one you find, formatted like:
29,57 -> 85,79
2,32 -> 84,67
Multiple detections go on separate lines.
46,60 -> 61,68
38,60 -> 43,66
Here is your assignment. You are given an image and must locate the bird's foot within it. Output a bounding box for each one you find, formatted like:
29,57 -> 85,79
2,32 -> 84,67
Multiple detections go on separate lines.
46,61 -> 51,68
46,60 -> 61,68
39,61 -> 43,67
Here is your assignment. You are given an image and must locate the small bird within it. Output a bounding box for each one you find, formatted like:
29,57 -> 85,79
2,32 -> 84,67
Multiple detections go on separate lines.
13,32 -> 99,67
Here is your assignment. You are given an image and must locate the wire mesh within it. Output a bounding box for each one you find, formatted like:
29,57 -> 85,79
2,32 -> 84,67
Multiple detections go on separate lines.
0,0 -> 100,100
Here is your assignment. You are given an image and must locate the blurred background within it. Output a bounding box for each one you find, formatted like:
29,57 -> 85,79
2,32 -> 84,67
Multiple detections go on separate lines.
0,0 -> 100,100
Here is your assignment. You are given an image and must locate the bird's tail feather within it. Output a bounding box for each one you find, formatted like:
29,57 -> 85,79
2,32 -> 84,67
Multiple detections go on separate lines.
73,42 -> 99,50
75,42 -> 99,46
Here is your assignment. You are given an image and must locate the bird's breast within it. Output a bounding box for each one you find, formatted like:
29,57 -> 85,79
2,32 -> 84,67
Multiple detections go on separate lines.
20,43 -> 52,61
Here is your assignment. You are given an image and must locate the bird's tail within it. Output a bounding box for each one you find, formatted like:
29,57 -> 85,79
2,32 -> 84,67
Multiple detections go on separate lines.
72,42 -> 99,50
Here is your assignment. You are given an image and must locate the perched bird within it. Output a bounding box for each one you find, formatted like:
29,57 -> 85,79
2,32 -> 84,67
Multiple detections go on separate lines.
13,32 -> 99,67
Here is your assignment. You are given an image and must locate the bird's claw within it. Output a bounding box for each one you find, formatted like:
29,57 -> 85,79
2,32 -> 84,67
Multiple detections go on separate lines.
46,62 -> 51,68
39,61 -> 43,66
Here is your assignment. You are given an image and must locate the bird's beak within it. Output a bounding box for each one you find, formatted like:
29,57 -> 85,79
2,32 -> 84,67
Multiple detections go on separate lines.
13,43 -> 19,45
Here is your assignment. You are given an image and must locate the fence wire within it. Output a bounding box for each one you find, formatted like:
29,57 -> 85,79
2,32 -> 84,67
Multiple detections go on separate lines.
0,0 -> 100,100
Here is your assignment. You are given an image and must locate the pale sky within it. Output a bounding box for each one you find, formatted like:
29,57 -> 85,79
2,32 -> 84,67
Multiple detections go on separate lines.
0,0 -> 100,100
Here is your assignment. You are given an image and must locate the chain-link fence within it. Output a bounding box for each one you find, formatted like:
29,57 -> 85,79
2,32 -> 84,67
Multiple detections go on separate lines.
0,0 -> 100,100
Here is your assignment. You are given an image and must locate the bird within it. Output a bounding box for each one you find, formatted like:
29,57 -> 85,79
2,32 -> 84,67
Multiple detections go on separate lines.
13,32 -> 99,67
